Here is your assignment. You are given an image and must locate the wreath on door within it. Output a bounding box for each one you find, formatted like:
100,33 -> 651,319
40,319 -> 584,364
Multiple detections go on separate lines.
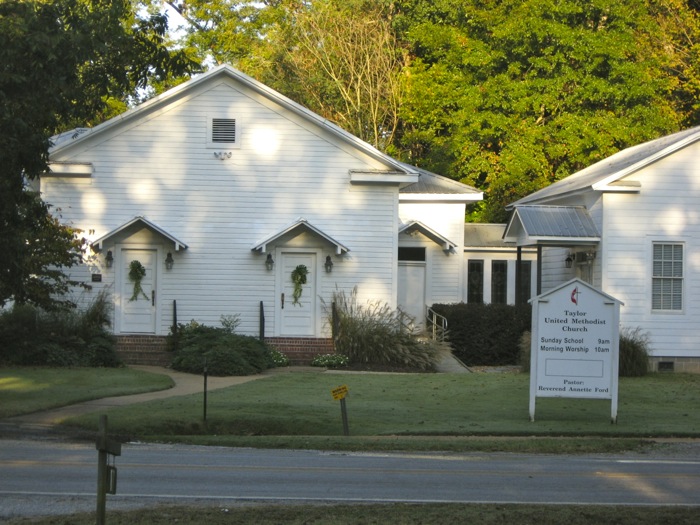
291,264 -> 309,305
128,260 -> 149,301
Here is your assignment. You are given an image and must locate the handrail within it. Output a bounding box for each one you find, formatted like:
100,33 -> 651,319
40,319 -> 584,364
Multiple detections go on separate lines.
426,307 -> 448,341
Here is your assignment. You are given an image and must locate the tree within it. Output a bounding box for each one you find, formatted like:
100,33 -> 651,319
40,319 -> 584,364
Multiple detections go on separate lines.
279,0 -> 405,150
393,0 -> 700,221
0,0 -> 197,309
163,0 -> 405,150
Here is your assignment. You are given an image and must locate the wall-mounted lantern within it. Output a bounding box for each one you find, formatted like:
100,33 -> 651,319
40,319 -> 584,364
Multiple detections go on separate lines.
265,253 -> 275,271
165,252 -> 174,270
105,250 -> 114,268
565,253 -> 574,269
324,255 -> 334,273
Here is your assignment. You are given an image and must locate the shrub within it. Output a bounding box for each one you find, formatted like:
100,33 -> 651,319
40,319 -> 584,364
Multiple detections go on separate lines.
311,353 -> 349,368
324,287 -> 438,371
619,326 -> 650,377
0,291 -> 119,367
269,349 -> 290,367
518,331 -> 531,373
170,318 -> 277,376
431,303 -> 532,366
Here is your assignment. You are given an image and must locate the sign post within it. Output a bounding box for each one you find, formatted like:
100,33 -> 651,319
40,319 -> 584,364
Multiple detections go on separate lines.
331,385 -> 350,436
96,415 -> 121,525
529,279 -> 623,423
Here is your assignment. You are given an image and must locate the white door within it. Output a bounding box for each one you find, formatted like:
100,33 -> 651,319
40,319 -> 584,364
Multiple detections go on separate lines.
279,252 -> 316,336
119,249 -> 157,334
398,262 -> 426,331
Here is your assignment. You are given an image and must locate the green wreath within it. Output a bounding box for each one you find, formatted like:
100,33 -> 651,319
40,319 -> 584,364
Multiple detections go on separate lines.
128,260 -> 149,301
291,264 -> 309,305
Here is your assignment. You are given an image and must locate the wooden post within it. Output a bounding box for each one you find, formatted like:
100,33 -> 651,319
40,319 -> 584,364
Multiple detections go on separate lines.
259,301 -> 265,341
96,415 -> 121,525
340,398 -> 350,436
203,358 -> 208,421
96,416 -> 108,525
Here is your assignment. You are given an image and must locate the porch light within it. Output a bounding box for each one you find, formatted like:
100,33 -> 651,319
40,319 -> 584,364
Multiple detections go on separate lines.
105,250 -> 114,268
565,253 -> 574,269
265,253 -> 275,271
324,255 -> 334,273
165,252 -> 174,270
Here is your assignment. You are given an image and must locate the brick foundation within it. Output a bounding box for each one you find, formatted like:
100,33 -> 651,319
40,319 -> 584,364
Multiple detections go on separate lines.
265,337 -> 335,365
115,335 -> 172,367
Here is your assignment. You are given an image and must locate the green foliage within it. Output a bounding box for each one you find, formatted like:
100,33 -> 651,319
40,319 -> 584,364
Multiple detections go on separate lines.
169,320 -> 276,376
619,326 -> 650,377
519,331 -> 532,373
0,190 -> 89,310
393,0 -> 700,221
310,353 -> 349,368
268,349 -> 290,368
220,314 -> 241,334
0,290 -> 119,367
432,303 -> 532,366
325,287 -> 438,371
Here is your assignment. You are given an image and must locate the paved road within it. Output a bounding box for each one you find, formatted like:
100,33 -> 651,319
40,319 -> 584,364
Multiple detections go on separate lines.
1,439 -> 698,520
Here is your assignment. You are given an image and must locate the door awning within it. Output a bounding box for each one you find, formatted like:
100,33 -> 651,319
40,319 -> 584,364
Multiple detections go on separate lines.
92,216 -> 188,251
399,220 -> 457,253
503,206 -> 600,246
251,218 -> 350,255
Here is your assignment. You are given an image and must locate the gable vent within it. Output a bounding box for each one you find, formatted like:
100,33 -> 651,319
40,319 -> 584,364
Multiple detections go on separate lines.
212,118 -> 236,143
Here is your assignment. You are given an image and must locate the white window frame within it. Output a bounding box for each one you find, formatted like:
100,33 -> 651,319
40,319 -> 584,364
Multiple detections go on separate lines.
651,241 -> 684,312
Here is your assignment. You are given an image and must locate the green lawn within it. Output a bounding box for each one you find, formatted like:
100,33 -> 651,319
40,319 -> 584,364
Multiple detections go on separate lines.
0,367 -> 174,418
58,370 -> 700,453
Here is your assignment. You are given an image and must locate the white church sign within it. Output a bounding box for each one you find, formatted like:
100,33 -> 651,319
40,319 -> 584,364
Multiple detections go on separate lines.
529,279 -> 623,423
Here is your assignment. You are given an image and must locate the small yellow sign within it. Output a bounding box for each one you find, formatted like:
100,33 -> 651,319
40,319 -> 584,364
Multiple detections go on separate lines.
331,385 -> 349,400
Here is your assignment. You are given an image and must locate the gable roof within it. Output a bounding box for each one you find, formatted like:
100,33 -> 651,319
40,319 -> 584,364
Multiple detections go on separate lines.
508,126 -> 700,207
252,218 -> 350,255
92,216 -> 188,251
49,64 -> 417,182
399,220 -> 457,252
503,206 -> 600,246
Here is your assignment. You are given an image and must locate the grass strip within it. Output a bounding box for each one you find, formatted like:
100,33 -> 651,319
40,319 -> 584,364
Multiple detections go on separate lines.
5,503 -> 699,525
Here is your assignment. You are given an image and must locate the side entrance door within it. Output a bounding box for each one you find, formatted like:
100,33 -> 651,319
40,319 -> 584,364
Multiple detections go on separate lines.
277,251 -> 317,336
398,262 -> 426,332
118,248 -> 157,334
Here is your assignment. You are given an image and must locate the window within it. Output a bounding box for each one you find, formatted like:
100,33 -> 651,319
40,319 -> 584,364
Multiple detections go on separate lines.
491,260 -> 508,304
467,260 -> 484,304
652,243 -> 683,311
516,260 -> 532,304
398,247 -> 426,262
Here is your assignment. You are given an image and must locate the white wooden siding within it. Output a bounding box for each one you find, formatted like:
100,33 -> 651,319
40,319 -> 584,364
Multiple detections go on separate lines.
44,78 -> 400,336
599,144 -> 700,358
399,202 -> 466,305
